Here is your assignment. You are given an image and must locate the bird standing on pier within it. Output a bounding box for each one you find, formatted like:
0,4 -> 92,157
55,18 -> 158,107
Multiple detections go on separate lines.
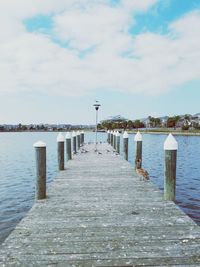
136,159 -> 149,181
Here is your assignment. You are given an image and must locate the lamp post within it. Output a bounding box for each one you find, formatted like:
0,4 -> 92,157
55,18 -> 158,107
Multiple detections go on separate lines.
93,100 -> 101,151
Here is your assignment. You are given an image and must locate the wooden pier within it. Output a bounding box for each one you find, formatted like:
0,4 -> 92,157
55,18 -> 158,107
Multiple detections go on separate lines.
0,143 -> 200,266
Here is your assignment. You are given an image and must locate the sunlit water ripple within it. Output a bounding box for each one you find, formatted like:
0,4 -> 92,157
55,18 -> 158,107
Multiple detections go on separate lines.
0,132 -> 199,243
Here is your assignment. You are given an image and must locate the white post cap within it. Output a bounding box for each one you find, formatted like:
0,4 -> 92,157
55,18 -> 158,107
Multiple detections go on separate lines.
164,133 -> 178,150
81,130 -> 84,134
57,132 -> 65,142
33,141 -> 46,147
123,131 -> 129,138
66,132 -> 71,139
134,131 -> 142,142
107,130 -> 110,133
77,131 -> 80,135
72,131 -> 76,137
116,131 -> 120,137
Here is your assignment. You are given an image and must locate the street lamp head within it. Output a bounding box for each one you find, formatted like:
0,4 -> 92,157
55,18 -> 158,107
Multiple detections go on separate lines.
93,100 -> 101,111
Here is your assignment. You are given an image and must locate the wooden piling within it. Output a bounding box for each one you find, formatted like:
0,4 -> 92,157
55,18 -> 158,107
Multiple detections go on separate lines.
113,131 -> 116,148
33,141 -> 46,200
77,131 -> 81,150
57,133 -> 65,171
80,131 -> 84,146
72,132 -> 77,154
110,131 -> 113,147
164,134 -> 178,201
115,131 -> 118,150
113,131 -> 116,149
134,131 -> 143,169
107,130 -> 111,144
123,131 -> 128,161
66,132 -> 72,160
116,131 -> 120,154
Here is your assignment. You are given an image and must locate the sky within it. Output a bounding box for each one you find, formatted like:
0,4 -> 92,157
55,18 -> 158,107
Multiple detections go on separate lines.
0,0 -> 200,124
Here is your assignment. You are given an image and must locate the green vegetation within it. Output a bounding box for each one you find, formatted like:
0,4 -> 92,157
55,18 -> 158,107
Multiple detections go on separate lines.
166,116 -> 180,128
99,113 -> 200,134
99,119 -> 145,130
148,116 -> 161,127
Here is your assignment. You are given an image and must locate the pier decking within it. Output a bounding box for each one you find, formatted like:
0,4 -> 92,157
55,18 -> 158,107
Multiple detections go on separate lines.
0,143 -> 200,266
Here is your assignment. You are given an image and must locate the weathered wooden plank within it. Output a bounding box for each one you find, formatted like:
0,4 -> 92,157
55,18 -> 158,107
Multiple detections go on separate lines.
8,225 -> 200,242
1,254 -> 200,266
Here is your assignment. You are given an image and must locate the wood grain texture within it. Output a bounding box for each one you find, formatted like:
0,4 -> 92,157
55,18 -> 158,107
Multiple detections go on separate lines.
0,143 -> 200,266
123,138 -> 128,161
35,146 -> 46,200
66,138 -> 72,161
135,141 -> 142,169
164,150 -> 177,201
57,141 -> 65,171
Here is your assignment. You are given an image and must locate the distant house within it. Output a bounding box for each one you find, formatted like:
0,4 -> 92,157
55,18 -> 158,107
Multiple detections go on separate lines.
177,114 -> 192,127
141,116 -> 168,128
192,113 -> 200,122
191,113 -> 200,127
140,117 -> 149,127
159,116 -> 168,127
101,115 -> 127,123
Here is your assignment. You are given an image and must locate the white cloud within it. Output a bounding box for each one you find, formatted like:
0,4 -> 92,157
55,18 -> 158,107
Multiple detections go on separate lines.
121,0 -> 158,12
132,10 -> 200,94
0,1 -> 200,98
53,4 -> 131,50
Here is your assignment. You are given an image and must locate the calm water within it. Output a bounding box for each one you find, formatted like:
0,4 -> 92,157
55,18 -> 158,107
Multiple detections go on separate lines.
0,132 -> 199,243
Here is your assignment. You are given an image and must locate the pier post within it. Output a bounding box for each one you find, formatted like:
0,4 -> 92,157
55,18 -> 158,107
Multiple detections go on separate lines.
57,133 -> 65,171
110,131 -> 113,147
81,131 -> 84,146
77,131 -> 81,150
113,131 -> 116,148
72,131 -> 77,154
116,131 -> 120,154
113,131 -> 116,149
66,132 -> 72,160
107,130 -> 110,144
33,141 -> 46,200
115,131 -> 117,150
164,134 -> 178,201
134,131 -> 143,169
123,131 -> 129,161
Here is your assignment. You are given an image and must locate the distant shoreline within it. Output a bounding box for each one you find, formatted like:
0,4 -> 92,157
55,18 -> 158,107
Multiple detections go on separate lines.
0,129 -> 93,133
128,130 -> 200,136
0,130 -> 92,133
1,129 -> 200,136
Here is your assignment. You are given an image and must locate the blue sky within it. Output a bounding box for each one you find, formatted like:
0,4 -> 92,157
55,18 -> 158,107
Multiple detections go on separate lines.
131,0 -> 200,35
0,0 -> 200,124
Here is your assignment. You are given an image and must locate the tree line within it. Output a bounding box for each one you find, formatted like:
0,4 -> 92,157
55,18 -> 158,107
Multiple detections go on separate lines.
98,115 -> 200,130
98,120 -> 145,130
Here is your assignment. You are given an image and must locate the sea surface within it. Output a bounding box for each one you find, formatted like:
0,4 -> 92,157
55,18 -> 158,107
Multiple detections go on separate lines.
0,131 -> 199,243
